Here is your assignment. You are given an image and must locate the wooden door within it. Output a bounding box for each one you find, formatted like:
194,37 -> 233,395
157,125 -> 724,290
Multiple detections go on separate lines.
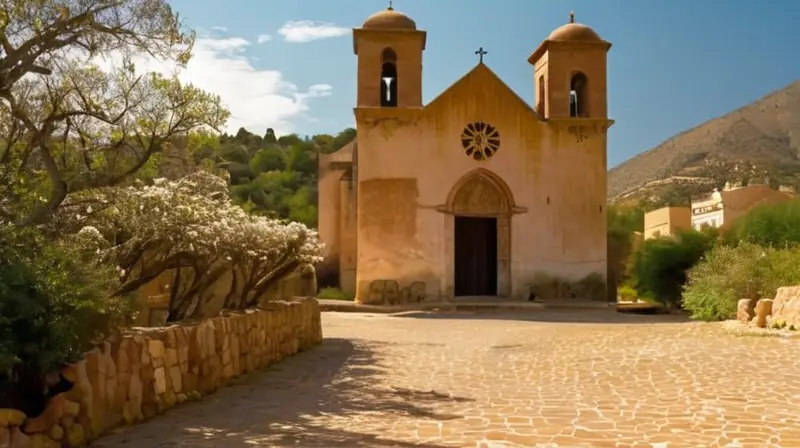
454,216 -> 498,296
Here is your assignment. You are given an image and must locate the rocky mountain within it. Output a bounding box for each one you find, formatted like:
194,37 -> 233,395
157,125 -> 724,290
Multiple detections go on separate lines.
608,80 -> 800,203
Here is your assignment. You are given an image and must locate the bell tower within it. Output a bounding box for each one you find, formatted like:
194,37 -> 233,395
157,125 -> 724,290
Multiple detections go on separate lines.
528,12 -> 611,119
352,5 -> 426,108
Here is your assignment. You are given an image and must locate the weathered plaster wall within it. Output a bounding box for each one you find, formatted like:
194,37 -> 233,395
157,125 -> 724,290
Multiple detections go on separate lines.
339,175 -> 358,295
0,298 -> 322,448
354,65 -> 608,302
317,158 -> 344,273
317,142 -> 357,287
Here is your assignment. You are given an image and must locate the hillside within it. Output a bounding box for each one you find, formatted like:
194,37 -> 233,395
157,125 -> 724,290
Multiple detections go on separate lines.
609,80 -> 800,203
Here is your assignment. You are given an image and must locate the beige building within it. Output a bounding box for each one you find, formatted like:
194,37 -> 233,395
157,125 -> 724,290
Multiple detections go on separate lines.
643,184 -> 794,240
690,184 -> 793,231
643,207 -> 692,240
318,7 -> 613,303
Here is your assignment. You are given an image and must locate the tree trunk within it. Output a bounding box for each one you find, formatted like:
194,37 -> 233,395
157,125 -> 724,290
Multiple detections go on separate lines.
247,259 -> 300,308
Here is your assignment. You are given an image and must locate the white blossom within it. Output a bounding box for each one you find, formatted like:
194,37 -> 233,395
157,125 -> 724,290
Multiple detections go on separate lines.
56,172 -> 323,297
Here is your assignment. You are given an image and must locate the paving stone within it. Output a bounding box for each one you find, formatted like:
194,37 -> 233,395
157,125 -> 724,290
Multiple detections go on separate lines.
93,310 -> 800,447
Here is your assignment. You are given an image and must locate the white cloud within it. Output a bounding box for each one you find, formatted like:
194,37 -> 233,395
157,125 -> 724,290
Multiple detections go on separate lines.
256,34 -> 271,44
297,84 -> 333,101
210,26 -> 228,32
277,20 -> 350,43
93,36 -> 333,136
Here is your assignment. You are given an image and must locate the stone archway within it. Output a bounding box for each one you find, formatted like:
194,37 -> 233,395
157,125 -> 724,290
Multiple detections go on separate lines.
437,169 -> 523,299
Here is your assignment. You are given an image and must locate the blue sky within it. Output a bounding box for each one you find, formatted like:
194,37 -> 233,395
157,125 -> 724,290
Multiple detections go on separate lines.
164,0 -> 800,168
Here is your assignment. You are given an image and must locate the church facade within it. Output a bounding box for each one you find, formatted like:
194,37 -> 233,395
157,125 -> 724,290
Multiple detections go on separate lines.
317,7 -> 613,304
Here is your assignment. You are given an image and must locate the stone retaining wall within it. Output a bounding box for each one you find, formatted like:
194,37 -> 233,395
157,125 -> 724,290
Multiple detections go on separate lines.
738,285 -> 800,330
0,298 -> 322,448
770,286 -> 800,328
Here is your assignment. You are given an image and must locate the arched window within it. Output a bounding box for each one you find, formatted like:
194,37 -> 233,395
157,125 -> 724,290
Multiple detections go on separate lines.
569,72 -> 588,117
537,76 -> 546,116
380,48 -> 398,107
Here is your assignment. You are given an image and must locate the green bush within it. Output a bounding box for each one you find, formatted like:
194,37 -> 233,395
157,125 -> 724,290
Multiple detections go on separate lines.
727,198 -> 800,247
607,204 -> 644,289
317,287 -> 353,301
632,229 -> 716,308
683,243 -> 800,321
0,226 -> 132,413
618,285 -> 637,302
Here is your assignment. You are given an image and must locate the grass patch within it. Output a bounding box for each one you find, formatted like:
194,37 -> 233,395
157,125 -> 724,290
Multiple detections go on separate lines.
317,287 -> 354,301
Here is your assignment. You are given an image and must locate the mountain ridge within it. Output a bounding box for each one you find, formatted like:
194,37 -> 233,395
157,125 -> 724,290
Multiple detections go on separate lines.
608,79 -> 800,201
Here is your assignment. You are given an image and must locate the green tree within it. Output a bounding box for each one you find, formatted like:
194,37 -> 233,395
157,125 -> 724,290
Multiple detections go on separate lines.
264,128 -> 278,144
277,133 -> 303,147
727,198 -> 800,247
284,186 -> 318,227
606,204 -> 644,298
1,65 -> 229,225
207,126 -> 356,227
250,146 -> 286,173
286,140 -> 318,177
632,229 -> 716,308
0,0 -> 194,94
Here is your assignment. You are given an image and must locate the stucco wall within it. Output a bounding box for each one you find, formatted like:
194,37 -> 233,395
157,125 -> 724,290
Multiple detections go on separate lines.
0,298 -> 322,448
317,143 -> 357,287
644,207 -> 691,240
353,65 -> 609,302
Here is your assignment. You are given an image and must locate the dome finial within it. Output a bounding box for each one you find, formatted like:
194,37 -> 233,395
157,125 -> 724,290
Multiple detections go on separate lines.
388,0 -> 393,10
569,11 -> 575,23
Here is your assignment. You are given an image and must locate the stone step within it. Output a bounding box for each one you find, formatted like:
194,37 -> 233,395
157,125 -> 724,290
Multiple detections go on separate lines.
317,299 -> 616,314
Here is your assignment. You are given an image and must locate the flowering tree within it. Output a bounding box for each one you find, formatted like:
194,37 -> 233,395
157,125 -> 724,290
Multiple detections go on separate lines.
0,60 -> 229,226
55,172 -> 323,322
0,0 -> 193,94
0,0 -> 229,226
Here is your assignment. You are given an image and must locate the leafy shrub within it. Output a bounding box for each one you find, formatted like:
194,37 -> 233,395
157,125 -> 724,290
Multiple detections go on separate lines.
632,229 -> 716,308
683,243 -> 800,321
618,285 -> 637,302
0,225 -> 132,414
727,198 -> 800,247
607,204 -> 644,289
317,287 -> 353,301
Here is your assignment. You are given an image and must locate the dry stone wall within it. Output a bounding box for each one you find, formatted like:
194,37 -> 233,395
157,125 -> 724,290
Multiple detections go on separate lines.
769,286 -> 800,328
739,286 -> 800,330
0,298 -> 322,448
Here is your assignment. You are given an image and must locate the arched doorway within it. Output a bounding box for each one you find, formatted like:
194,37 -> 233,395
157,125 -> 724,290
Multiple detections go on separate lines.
438,169 -> 519,298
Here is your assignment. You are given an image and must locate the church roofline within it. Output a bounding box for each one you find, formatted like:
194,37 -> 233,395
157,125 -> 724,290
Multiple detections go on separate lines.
424,62 -> 540,119
319,139 -> 356,167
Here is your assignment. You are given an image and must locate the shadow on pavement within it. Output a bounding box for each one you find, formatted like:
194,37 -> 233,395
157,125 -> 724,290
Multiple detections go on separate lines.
386,307 -> 693,325
92,338 -> 465,447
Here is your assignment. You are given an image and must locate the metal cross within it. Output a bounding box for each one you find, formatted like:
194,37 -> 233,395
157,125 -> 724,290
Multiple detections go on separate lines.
388,0 -> 393,10
475,47 -> 487,63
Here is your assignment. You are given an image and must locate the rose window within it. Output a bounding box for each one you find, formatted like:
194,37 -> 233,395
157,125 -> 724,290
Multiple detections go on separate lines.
461,122 -> 500,161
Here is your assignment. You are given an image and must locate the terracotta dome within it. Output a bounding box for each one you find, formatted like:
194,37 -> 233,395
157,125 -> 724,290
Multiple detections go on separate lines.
547,14 -> 602,42
362,8 -> 417,30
